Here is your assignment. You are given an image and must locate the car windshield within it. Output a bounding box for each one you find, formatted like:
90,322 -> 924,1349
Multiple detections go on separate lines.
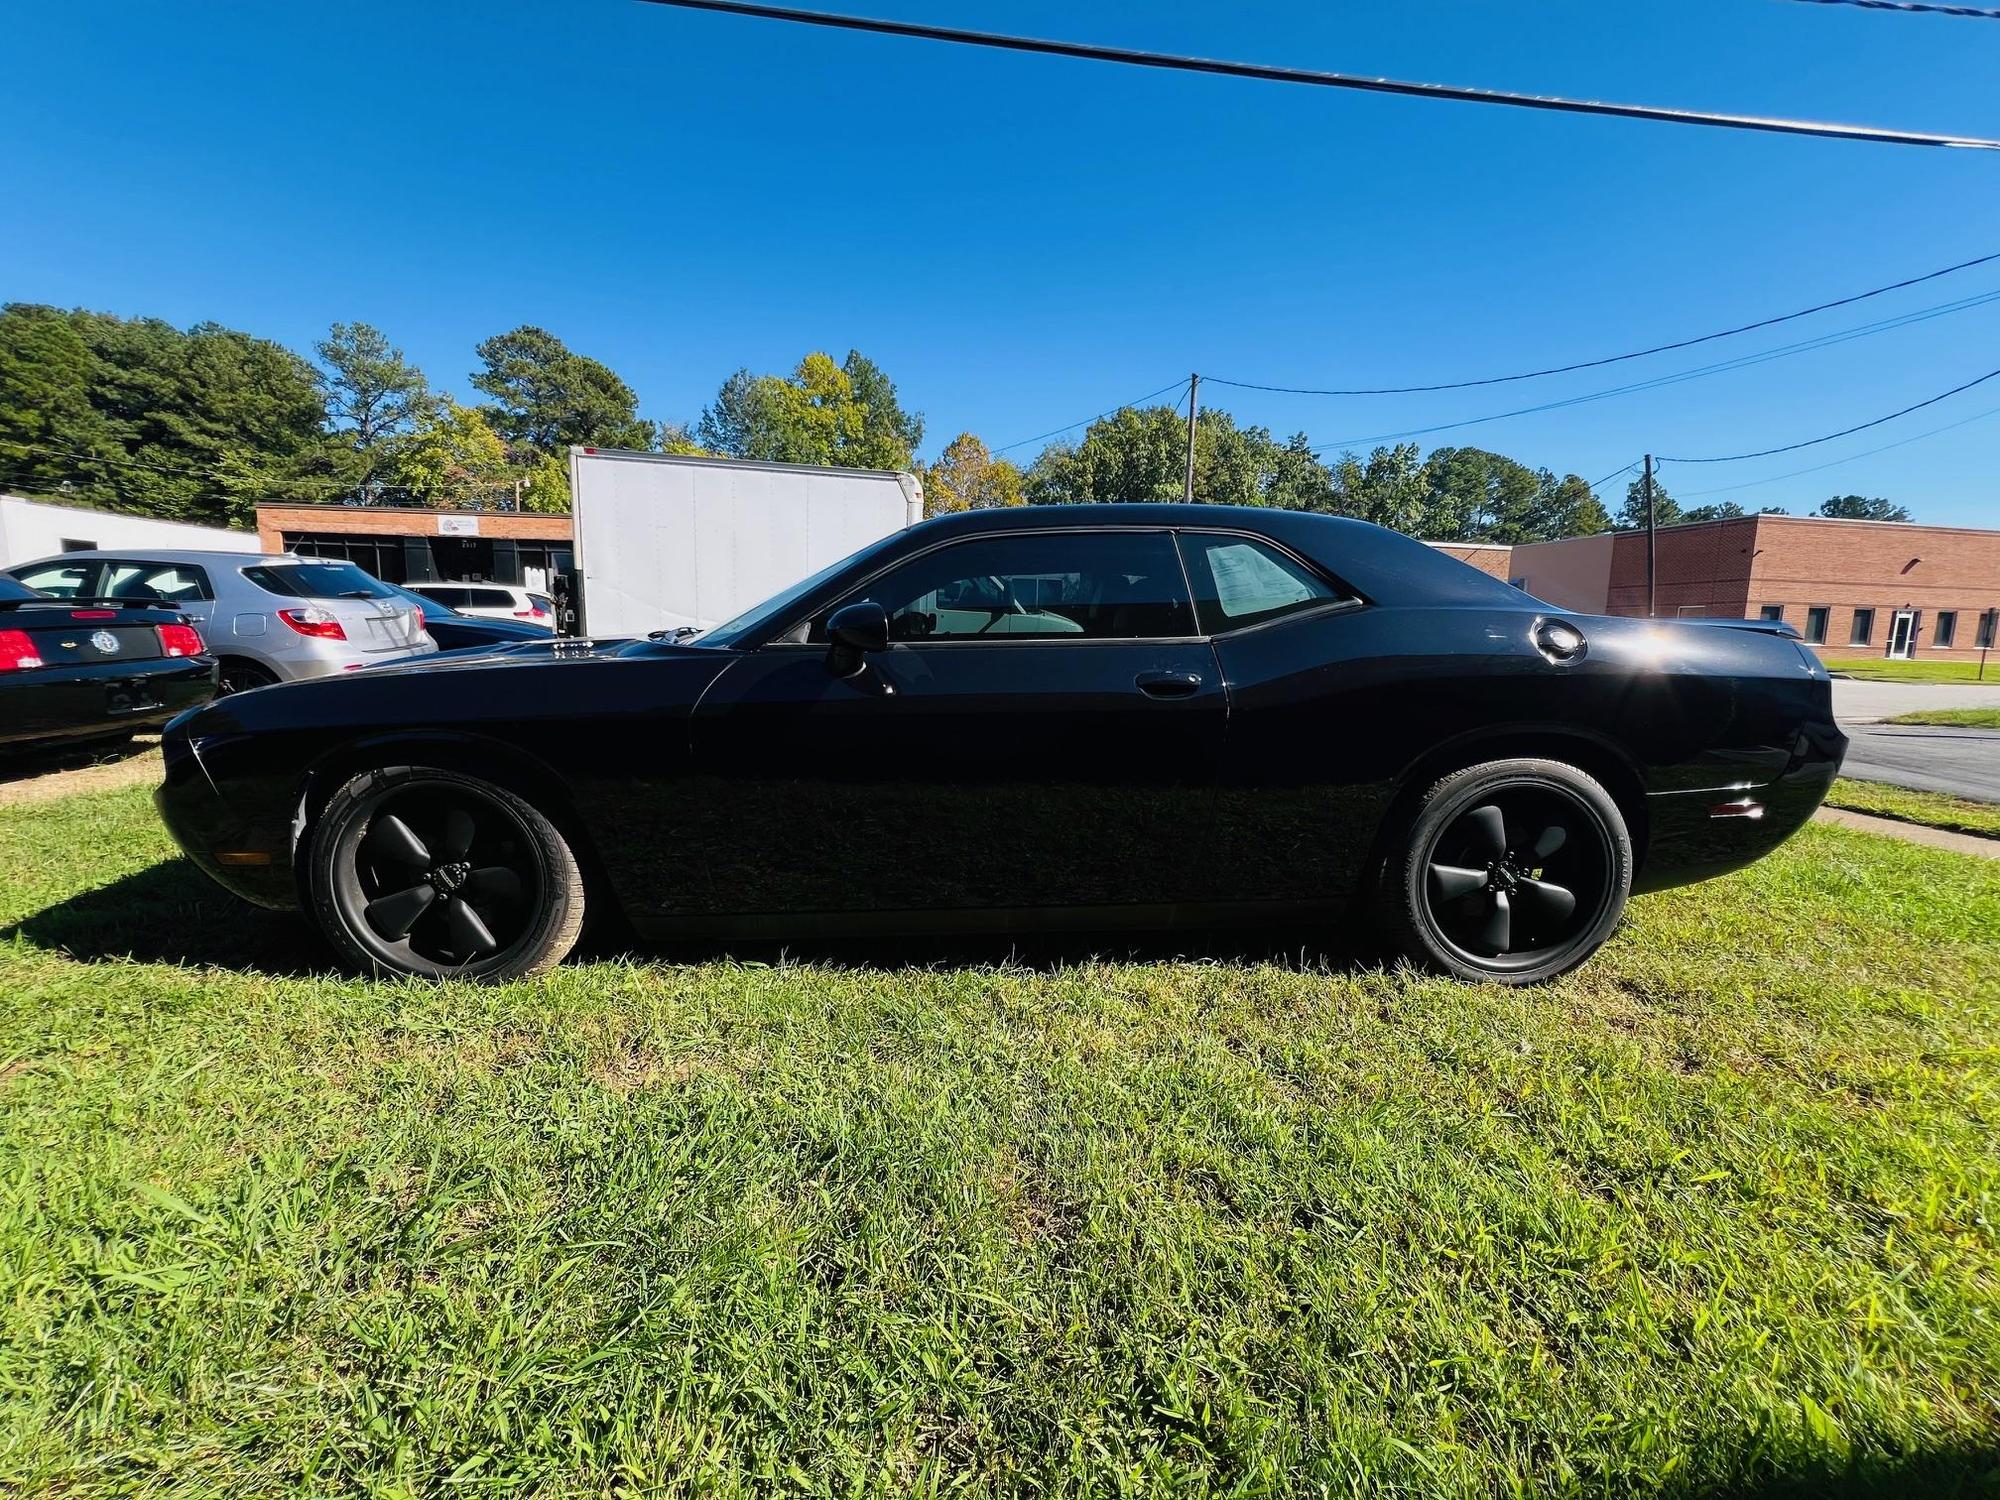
0,576 -> 41,602
244,561 -> 396,601
692,534 -> 903,648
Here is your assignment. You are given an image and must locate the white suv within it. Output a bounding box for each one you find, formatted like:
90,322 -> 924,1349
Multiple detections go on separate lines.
406,583 -> 555,630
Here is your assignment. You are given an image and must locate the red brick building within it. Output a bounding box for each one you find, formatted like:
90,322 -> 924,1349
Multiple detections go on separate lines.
255,503 -> 574,592
1426,541 -> 1514,580
1508,515 -> 2000,661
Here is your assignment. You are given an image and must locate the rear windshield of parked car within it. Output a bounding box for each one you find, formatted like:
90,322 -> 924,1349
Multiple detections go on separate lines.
244,562 -> 396,601
0,576 -> 41,601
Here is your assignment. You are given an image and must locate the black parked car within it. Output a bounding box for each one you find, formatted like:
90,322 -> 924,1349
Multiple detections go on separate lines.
1,575 -> 218,754
157,505 -> 1845,984
381,584 -> 557,654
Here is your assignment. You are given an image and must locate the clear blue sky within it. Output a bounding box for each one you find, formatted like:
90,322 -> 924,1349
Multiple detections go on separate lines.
5,0 -> 1999,522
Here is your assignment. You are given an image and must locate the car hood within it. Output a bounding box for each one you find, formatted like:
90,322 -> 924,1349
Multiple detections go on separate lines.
350,637 -> 709,673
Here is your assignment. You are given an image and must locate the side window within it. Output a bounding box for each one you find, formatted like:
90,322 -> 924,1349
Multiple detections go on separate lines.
1181,533 -> 1347,634
103,562 -> 212,602
13,561 -> 99,598
819,530 -> 1193,642
469,588 -> 513,608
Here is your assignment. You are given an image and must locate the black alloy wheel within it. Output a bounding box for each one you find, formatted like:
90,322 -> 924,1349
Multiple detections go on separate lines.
1390,758 -> 1632,985
309,767 -> 586,981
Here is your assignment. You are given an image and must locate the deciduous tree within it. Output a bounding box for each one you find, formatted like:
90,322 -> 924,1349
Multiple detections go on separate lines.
697,350 -> 923,470
924,433 -> 1024,515
388,400 -> 510,509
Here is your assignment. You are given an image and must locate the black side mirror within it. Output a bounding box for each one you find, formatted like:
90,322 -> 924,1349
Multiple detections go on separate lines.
826,600 -> 889,676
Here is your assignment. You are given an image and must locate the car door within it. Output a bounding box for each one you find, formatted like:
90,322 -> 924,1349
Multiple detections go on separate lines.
1176,529 -> 1389,910
683,527 -> 1226,922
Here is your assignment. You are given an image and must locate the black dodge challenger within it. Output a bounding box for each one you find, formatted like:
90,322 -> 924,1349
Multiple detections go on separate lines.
157,505 -> 1845,984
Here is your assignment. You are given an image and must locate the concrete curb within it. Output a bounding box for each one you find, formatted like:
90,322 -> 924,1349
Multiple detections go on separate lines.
1814,806 -> 2000,860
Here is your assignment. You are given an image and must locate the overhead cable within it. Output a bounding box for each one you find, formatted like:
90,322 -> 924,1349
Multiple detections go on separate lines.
634,0 -> 2000,149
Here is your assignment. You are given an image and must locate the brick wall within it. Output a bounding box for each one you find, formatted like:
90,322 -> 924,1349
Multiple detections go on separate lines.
254,504 -> 573,554
1605,517 -> 1759,619
1429,542 -> 1514,580
1589,513 -> 2000,658
1747,516 -> 2000,658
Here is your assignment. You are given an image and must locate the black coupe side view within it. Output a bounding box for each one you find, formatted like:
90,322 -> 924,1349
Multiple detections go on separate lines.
1,576 -> 217,755
156,505 -> 1845,984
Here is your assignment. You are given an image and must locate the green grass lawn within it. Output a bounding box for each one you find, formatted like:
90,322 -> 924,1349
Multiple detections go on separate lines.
1824,657 -> 1999,684
2,786 -> 1998,1496
1825,777 -> 2000,840
1885,708 -> 2000,730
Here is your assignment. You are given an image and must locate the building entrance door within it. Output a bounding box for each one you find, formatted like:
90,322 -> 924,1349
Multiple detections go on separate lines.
1888,610 -> 1917,659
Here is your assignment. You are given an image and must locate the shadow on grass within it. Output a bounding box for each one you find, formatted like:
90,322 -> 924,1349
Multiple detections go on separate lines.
4,858 -> 327,977
1659,1442 -> 1999,1500
0,733 -> 157,785
8,858 -> 1377,980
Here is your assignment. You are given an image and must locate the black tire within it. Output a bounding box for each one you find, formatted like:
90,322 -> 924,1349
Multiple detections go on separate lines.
307,766 -> 586,982
217,658 -> 278,695
1384,758 -> 1632,986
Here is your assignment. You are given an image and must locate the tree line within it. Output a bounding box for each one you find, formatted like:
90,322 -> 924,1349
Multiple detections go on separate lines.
0,303 -> 1912,535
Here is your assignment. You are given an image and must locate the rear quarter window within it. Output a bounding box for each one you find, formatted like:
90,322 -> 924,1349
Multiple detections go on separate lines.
1182,534 -> 1350,634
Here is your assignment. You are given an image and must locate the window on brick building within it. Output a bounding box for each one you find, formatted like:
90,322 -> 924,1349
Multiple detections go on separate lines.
1979,610 -> 1998,650
1759,605 -> 1784,622
1850,608 -> 1875,646
1935,611 -> 1957,648
1804,607 -> 1829,644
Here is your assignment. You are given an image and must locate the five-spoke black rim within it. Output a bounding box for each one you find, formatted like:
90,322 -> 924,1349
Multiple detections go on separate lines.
336,785 -> 542,972
1421,782 -> 1614,971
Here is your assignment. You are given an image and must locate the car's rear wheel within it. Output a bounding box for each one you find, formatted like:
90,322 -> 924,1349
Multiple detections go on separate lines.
1386,758 -> 1631,985
217,658 -> 278,695
308,766 -> 585,981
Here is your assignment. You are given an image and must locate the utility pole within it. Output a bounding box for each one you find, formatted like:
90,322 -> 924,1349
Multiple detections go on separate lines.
1183,374 -> 1200,503
1642,454 -> 1658,618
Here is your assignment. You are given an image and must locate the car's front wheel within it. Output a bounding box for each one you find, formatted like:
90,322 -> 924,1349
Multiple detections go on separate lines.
307,766 -> 586,981
1385,758 -> 1632,985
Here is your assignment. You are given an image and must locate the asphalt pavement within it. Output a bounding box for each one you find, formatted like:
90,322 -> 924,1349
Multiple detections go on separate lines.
1830,679 -> 2000,804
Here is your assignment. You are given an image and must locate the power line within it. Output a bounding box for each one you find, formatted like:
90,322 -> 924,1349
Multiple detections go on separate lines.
1676,401 -> 2000,495
990,378 -> 1189,456
634,0 -> 2000,149
1589,461 -> 1641,491
1660,364 -> 2000,462
1308,284 -> 2000,452
1206,247 -> 2000,396
1776,0 -> 2000,19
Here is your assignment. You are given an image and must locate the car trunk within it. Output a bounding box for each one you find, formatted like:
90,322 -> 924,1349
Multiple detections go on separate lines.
7,604 -> 168,664
315,594 -> 429,654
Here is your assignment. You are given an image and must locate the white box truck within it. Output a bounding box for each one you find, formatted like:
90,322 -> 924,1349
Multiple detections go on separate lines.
568,448 -> 924,639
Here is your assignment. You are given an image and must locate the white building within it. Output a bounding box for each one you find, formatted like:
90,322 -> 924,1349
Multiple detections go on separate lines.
0,494 -> 259,569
